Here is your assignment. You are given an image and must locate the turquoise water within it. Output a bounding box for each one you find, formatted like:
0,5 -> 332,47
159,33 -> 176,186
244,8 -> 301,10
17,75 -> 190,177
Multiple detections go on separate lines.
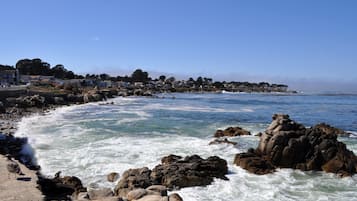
16,93 -> 357,201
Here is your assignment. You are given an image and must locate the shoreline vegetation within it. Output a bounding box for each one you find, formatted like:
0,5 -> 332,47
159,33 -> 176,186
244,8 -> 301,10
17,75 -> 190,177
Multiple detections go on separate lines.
1,58 -> 355,200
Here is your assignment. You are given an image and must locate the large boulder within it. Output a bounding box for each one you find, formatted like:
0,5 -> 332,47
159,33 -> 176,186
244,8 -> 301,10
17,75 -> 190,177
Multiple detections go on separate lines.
214,126 -> 251,137
114,167 -> 152,197
234,114 -> 357,177
83,90 -> 105,103
150,155 -> 228,189
114,155 -> 228,196
37,173 -> 86,200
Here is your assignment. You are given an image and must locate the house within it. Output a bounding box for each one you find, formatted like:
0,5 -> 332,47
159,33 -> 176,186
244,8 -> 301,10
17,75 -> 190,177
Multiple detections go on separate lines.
98,80 -> 113,88
0,69 -> 19,86
20,75 -> 55,84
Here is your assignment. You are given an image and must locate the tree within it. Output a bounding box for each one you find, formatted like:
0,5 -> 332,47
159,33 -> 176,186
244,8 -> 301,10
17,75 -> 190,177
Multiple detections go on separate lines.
51,64 -> 68,79
0,65 -> 15,70
159,75 -> 166,82
16,58 -> 51,75
196,76 -> 203,86
100,73 -> 110,80
131,69 -> 150,83
65,71 -> 75,79
166,76 -> 175,83
213,81 -> 223,89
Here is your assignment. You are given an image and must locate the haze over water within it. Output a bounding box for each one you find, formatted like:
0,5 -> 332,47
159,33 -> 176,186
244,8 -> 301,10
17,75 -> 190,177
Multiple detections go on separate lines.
16,93 -> 357,201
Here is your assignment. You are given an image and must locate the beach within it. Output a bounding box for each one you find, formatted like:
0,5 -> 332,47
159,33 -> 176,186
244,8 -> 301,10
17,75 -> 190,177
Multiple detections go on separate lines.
0,155 -> 43,201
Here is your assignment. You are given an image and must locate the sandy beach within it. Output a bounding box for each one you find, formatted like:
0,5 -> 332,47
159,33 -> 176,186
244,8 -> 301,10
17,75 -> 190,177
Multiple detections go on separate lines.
0,155 -> 43,201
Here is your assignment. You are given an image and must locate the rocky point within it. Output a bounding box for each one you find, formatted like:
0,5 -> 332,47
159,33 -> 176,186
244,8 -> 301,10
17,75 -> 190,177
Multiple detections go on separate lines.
234,114 -> 357,177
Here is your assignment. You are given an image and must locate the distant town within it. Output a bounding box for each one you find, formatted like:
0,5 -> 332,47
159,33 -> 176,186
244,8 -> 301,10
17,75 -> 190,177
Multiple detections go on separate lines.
0,58 -> 291,96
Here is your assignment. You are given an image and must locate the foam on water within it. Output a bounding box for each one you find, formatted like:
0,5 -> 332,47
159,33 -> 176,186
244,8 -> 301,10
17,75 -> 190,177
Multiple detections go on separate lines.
15,94 -> 357,201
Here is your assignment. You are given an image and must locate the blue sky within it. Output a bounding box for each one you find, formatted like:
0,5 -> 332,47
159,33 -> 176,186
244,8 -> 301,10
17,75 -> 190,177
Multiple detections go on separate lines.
0,0 -> 356,91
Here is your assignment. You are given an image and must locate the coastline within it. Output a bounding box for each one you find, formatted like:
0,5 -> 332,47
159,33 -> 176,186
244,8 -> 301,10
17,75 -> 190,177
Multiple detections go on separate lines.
2,92 -> 356,201
0,92 -> 122,200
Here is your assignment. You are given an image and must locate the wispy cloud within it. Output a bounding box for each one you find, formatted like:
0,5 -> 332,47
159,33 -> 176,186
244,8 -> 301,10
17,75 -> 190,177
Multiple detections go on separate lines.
90,36 -> 100,41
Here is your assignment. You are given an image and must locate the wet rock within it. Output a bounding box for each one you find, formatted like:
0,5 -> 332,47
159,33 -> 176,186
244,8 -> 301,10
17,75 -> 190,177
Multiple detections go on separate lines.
115,155 -> 228,195
107,172 -> 119,182
234,152 -> 275,175
161,155 -> 182,165
313,123 -> 350,137
234,114 -> 357,176
214,126 -> 251,137
37,173 -> 85,200
114,167 -> 152,197
168,193 -> 183,201
150,155 -> 228,189
209,138 -> 237,146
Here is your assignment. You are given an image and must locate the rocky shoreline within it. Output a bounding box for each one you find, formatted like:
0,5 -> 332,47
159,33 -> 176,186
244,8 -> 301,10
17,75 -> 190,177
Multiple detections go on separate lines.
1,89 -> 356,201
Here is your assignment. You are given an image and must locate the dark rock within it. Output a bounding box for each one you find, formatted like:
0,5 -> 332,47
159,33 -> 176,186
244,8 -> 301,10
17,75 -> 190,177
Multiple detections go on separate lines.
234,114 -> 357,177
114,167 -> 152,197
150,155 -> 228,189
107,172 -> 119,182
209,138 -> 237,146
214,126 -> 251,137
234,152 -> 275,175
7,95 -> 45,108
161,154 -> 182,165
53,97 -> 65,105
37,174 -> 85,200
313,123 -> 350,137
66,94 -> 84,103
0,101 -> 6,113
115,155 -> 228,195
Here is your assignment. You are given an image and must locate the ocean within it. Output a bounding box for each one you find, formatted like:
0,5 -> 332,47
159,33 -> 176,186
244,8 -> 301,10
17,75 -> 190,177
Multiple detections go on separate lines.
15,93 -> 357,201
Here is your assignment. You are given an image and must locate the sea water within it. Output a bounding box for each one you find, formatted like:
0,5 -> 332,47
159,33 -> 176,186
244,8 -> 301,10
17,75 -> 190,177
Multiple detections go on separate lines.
15,93 -> 357,201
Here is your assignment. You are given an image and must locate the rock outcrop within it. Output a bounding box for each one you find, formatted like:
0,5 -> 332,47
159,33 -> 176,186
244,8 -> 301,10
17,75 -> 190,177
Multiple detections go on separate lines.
214,126 -> 251,138
37,173 -> 86,200
313,123 -> 350,137
234,114 -> 357,176
114,155 -> 228,197
7,95 -> 45,108
209,138 -> 237,146
150,155 -> 228,189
